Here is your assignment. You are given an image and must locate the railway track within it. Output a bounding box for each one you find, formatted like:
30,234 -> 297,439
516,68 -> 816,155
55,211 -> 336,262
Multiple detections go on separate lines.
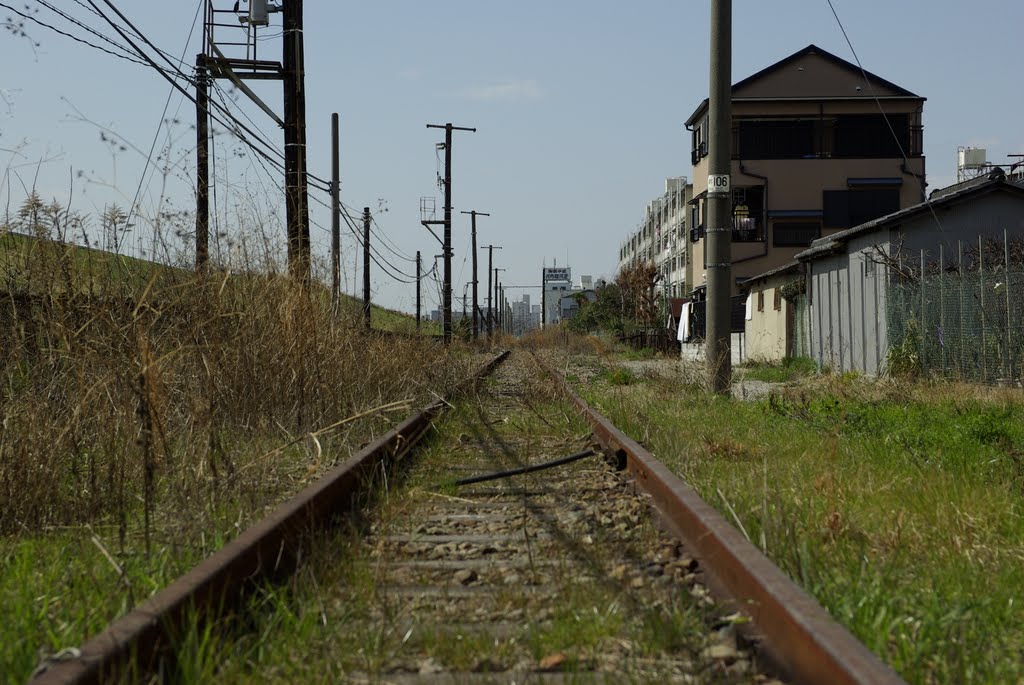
329,350 -> 766,683
33,349 -> 904,684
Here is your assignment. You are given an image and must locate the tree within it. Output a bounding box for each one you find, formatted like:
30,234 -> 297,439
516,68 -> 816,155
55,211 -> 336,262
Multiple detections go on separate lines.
615,262 -> 658,330
567,282 -> 625,335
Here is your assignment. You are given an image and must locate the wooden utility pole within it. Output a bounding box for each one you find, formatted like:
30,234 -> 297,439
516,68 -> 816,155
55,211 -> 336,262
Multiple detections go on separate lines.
416,250 -> 422,331
363,207 -> 371,330
195,54 -> 210,270
283,0 -> 310,282
706,0 -> 733,392
461,210 -> 489,341
331,113 -> 341,306
425,123 -> 476,344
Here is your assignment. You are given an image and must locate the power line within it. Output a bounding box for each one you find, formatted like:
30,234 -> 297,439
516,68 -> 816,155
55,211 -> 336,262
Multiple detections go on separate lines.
81,0 -> 290,180
0,1 -> 146,66
825,0 -> 943,232
33,0 -> 160,65
121,1 -> 202,240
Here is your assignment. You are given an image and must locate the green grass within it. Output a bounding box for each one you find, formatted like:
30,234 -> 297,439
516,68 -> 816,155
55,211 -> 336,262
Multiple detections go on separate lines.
2,231 -> 428,334
736,356 -> 819,383
615,346 -> 657,361
577,365 -> 1024,684
1,231 -> 170,294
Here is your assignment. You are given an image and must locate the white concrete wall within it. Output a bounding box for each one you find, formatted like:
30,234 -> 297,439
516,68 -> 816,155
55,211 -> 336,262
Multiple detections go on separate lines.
745,286 -> 789,362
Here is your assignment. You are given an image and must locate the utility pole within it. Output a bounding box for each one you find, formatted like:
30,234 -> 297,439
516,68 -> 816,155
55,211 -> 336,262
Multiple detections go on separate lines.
483,245 -> 502,336
363,207 -> 371,330
494,268 -> 506,337
195,54 -> 209,271
425,123 -> 476,344
706,0 -> 733,393
416,250 -> 422,331
331,113 -> 341,306
198,2 -> 308,278
461,210 -> 489,341
283,0 -> 310,282
540,268 -> 546,330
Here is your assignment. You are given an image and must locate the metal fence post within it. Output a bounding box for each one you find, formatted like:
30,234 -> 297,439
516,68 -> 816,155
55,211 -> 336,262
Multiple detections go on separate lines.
980,235 -> 987,382
920,250 -> 926,368
958,241 -> 964,378
940,244 -> 945,373
1006,229 -> 1013,382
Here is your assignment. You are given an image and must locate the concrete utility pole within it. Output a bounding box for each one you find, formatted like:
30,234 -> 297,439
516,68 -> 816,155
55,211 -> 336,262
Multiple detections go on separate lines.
363,207 -> 371,330
283,0 -> 310,282
416,250 -> 421,331
706,0 -> 733,393
331,113 -> 341,306
425,122 -> 476,344
461,210 -> 489,341
195,54 -> 209,270
484,245 -> 502,336
541,268 -> 546,329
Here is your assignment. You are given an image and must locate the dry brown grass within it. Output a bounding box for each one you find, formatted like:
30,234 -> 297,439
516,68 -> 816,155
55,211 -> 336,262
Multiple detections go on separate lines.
0,232 -> 469,542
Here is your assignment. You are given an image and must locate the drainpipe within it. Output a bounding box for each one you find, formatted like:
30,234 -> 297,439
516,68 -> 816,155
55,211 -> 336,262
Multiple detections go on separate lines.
737,161 -> 770,263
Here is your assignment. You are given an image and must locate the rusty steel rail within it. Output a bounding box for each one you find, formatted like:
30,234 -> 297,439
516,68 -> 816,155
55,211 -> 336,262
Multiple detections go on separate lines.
33,351 -> 510,685
543,358 -> 906,685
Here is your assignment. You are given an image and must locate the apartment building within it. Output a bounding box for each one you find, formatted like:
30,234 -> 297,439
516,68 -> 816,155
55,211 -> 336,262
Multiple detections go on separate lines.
618,177 -> 693,300
685,44 -> 926,299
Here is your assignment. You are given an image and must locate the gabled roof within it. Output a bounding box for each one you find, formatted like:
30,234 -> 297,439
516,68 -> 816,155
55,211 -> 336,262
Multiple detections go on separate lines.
685,44 -> 923,126
795,170 -> 1024,261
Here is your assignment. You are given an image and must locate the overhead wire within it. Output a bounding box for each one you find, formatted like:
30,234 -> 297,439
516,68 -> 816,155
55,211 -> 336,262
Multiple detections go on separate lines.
1,1 -> 146,66
85,1 -> 294,171
32,0 -> 162,66
39,0 -> 425,295
305,189 -> 419,280
825,0 -> 944,232
119,0 -> 203,245
81,0 -> 292,180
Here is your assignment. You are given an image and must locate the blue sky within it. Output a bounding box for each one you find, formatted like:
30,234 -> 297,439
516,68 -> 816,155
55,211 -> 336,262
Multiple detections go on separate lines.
2,1 -> 1022,314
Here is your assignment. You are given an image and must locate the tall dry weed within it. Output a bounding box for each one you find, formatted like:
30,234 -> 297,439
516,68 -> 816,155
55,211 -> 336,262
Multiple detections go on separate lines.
0,223 -> 467,540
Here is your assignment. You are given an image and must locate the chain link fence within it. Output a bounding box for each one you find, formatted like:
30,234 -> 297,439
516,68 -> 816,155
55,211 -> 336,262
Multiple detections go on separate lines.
887,267 -> 1024,383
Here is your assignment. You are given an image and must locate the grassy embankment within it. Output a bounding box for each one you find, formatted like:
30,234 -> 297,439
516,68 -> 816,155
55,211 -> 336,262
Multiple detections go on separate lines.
573,348 -> 1024,685
0,229 -> 464,681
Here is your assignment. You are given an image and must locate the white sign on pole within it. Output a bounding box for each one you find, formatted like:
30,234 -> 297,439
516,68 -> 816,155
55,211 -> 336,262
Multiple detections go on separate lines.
707,174 -> 730,196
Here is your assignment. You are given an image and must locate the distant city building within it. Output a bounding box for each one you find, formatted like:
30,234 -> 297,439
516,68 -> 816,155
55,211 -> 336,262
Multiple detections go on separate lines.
542,264 -> 572,326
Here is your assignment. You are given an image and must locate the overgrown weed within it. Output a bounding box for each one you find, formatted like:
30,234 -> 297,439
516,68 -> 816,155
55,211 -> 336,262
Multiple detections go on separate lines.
575,362 -> 1024,684
0,201 -> 469,680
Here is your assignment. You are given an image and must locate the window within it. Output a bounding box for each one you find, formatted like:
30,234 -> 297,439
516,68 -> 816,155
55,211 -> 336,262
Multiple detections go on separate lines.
773,288 -> 782,311
691,117 -> 708,164
773,221 -> 821,247
757,290 -> 764,312
732,186 -> 765,242
736,118 -> 815,159
833,114 -> 908,159
823,189 -> 899,229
